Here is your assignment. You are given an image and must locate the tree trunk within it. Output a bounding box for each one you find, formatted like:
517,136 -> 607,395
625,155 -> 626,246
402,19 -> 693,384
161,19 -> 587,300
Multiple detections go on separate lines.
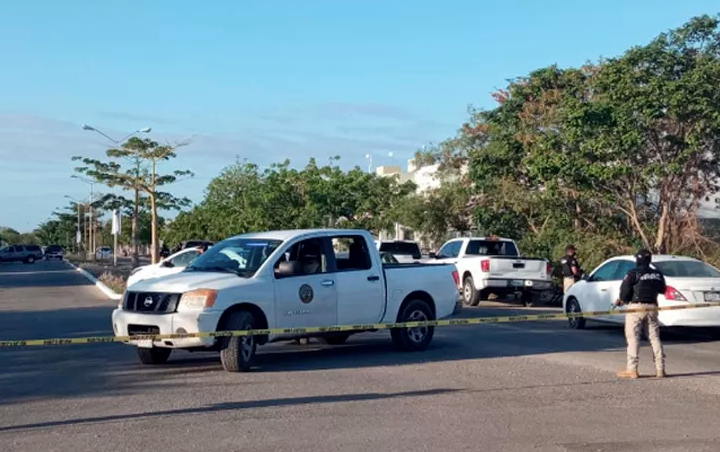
149,159 -> 159,264
132,187 -> 140,268
626,200 -> 651,250
150,193 -> 159,264
655,201 -> 670,253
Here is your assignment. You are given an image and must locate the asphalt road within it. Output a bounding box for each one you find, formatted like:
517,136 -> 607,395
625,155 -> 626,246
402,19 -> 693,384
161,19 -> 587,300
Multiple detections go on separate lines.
3,261 -> 720,452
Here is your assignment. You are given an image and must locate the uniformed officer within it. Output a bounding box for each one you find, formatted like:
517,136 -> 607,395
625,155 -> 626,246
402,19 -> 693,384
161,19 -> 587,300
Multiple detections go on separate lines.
614,249 -> 667,379
560,245 -> 581,293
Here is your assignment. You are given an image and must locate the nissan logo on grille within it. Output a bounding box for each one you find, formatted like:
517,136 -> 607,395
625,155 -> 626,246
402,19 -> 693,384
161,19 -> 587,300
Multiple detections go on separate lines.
143,296 -> 154,308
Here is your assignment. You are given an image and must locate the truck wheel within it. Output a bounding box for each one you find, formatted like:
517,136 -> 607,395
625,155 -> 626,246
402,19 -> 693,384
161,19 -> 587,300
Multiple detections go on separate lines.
567,298 -> 586,330
462,276 -> 481,306
319,333 -> 351,345
25,256 -> 35,264
391,299 -> 435,351
137,347 -> 172,365
219,310 -> 257,372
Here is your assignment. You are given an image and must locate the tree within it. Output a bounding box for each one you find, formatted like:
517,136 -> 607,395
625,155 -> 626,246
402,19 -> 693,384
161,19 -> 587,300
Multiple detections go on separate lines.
163,157 -> 415,244
73,137 -> 192,264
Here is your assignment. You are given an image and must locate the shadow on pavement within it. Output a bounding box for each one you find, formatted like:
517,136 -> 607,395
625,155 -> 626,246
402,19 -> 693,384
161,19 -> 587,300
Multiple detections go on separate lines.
1,304 -> 719,406
0,388 -> 459,432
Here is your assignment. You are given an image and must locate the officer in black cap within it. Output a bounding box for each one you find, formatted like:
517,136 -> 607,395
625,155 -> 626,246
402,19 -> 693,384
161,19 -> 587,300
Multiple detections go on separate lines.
615,248 -> 667,379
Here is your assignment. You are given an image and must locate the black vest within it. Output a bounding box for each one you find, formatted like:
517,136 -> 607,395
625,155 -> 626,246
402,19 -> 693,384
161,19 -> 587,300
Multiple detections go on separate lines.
632,268 -> 665,304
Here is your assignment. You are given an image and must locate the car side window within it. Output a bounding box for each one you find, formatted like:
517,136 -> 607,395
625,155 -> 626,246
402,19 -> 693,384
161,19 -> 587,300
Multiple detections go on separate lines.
438,241 -> 461,258
591,261 -> 620,282
330,235 -> 372,271
274,238 -> 328,278
613,260 -> 635,280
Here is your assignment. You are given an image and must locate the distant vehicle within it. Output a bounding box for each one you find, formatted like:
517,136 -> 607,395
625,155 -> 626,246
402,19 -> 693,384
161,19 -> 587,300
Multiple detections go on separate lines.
0,245 -> 43,264
96,246 -> 113,259
44,245 -> 64,261
427,236 -> 553,307
564,254 -> 720,330
375,240 -> 422,263
112,228 -> 461,372
127,247 -> 204,288
175,240 -> 214,252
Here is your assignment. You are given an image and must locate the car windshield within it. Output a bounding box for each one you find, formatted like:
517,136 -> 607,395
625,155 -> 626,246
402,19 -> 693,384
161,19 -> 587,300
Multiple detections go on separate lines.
185,238 -> 283,277
653,260 -> 720,278
46,245 -> 62,252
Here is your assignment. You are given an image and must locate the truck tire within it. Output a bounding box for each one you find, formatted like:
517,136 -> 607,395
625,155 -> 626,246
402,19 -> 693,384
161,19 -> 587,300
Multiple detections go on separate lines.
319,333 -> 351,345
219,310 -> 257,372
566,298 -> 586,330
462,276 -> 481,306
391,299 -> 435,351
25,255 -> 35,264
137,347 -> 172,365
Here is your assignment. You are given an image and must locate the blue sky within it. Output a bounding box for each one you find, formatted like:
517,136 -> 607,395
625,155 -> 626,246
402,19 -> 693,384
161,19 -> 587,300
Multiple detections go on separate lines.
1,0 -> 717,232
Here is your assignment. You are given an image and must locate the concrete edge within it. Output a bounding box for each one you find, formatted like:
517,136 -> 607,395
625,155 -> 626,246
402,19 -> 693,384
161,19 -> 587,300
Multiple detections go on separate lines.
66,261 -> 123,301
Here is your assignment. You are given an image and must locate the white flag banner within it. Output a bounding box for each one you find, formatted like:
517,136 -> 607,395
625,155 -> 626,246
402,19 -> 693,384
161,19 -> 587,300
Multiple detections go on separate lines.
111,210 -> 121,235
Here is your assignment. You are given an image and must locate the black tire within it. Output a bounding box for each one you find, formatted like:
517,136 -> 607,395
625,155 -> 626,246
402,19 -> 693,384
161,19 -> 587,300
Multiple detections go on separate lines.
567,298 -> 586,329
137,347 -> 172,365
319,333 -> 351,345
391,299 -> 435,351
462,276 -> 481,306
25,255 -> 35,264
219,310 -> 257,372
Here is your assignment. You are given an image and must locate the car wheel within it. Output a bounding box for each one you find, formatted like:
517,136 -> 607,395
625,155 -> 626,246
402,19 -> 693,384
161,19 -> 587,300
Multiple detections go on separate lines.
219,310 -> 257,372
462,276 -> 481,306
319,333 -> 351,345
26,256 -> 35,264
391,299 -> 435,351
137,347 -> 172,365
567,298 -> 586,329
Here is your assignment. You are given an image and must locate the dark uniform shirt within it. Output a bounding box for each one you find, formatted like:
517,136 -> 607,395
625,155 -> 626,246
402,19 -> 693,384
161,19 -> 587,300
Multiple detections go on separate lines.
619,267 -> 667,305
561,254 -> 580,280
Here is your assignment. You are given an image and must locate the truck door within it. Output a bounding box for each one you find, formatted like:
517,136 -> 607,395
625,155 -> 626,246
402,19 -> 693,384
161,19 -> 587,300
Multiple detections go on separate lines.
272,237 -> 338,329
328,234 -> 384,325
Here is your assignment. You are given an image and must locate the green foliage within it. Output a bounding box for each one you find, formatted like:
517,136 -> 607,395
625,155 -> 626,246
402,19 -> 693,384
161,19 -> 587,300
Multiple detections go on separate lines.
163,157 -> 415,246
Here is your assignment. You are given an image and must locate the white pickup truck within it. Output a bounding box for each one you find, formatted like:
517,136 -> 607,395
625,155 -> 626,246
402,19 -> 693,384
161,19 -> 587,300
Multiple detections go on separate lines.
428,236 -> 553,307
112,228 -> 462,372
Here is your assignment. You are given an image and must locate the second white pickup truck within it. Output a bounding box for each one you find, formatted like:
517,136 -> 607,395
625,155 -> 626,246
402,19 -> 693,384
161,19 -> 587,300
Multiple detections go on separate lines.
429,236 -> 553,306
112,228 -> 462,372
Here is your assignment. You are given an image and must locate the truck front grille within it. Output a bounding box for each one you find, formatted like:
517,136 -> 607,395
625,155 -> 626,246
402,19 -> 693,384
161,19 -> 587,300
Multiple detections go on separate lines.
124,291 -> 182,313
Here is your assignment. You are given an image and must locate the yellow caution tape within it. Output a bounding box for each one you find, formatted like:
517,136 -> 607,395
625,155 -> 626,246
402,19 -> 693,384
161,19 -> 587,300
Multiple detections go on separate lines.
2,301 -> 720,348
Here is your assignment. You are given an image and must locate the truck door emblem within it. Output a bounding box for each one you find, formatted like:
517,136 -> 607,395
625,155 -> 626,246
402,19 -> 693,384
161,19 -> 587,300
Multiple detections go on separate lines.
299,284 -> 314,304
143,296 -> 154,308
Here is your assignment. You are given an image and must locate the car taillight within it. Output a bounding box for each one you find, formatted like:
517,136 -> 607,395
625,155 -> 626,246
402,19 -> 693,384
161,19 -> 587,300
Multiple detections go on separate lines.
546,261 -> 552,275
665,286 -> 687,301
451,270 -> 460,288
481,259 -> 490,272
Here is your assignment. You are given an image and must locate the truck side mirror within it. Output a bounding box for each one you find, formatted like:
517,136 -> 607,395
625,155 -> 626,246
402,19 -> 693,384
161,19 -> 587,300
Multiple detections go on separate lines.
277,261 -> 302,278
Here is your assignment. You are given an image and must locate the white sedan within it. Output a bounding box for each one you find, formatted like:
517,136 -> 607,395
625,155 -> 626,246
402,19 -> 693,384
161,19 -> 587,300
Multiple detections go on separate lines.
563,254 -> 720,329
127,247 -> 203,288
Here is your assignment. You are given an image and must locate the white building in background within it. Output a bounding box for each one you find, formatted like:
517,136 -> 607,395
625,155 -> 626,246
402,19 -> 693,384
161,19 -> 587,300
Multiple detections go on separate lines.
375,158 -> 445,245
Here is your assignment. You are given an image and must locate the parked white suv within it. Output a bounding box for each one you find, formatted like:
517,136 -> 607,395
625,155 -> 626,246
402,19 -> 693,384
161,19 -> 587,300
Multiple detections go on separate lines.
112,228 -> 462,372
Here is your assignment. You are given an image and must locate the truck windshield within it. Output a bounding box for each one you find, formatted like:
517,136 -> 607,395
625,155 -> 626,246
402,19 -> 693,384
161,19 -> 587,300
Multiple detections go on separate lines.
465,240 -> 518,257
378,242 -> 421,259
185,238 -> 283,277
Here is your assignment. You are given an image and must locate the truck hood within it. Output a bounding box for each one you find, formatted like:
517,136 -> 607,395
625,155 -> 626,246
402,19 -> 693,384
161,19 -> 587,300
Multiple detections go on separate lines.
126,271 -> 245,292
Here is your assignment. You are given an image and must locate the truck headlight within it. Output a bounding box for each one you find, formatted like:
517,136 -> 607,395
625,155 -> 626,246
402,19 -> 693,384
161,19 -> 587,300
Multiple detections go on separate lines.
179,289 -> 218,309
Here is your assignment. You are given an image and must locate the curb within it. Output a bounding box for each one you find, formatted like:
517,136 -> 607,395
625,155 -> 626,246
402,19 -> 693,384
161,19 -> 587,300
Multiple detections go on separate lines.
66,261 -> 123,301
